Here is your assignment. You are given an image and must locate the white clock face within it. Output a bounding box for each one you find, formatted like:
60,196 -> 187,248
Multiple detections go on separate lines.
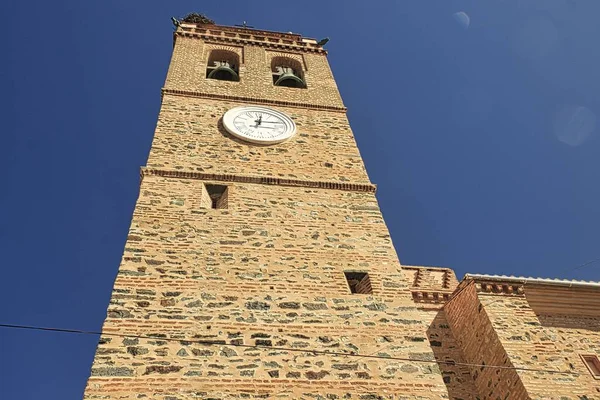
222,106 -> 296,144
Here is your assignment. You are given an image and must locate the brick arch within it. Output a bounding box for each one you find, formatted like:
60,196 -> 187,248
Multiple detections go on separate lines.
267,51 -> 305,67
269,54 -> 305,73
207,49 -> 240,69
205,43 -> 244,63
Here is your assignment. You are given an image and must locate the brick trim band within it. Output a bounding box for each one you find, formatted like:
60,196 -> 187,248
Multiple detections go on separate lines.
411,290 -> 453,303
140,168 -> 377,193
174,30 -> 327,55
161,88 -> 347,113
474,282 -> 525,295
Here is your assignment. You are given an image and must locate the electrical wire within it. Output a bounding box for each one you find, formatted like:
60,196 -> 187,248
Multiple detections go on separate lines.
570,257 -> 600,271
556,257 -> 600,276
0,322 -> 579,376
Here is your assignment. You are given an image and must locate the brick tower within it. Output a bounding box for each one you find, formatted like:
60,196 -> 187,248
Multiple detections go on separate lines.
83,18 -> 473,399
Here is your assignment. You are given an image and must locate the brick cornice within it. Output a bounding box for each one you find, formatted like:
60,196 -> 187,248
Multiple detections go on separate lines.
460,275 -> 600,316
161,88 -> 347,113
474,282 -> 525,296
453,277 -> 525,296
141,168 -> 377,193
462,274 -> 600,297
174,26 -> 327,55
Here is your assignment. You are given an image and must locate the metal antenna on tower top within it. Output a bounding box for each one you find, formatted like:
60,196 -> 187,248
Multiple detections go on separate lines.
235,21 -> 255,29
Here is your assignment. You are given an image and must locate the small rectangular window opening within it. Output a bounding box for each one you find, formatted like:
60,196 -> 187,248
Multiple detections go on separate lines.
344,272 -> 372,294
205,184 -> 228,209
581,355 -> 600,379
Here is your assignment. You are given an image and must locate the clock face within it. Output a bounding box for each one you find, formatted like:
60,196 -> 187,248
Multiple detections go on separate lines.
222,106 -> 296,144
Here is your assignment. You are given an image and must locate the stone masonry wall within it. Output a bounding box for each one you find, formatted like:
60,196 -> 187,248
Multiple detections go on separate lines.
147,95 -> 371,185
83,176 -> 457,399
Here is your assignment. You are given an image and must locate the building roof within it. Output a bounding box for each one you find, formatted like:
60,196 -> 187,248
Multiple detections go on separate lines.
464,273 -> 600,289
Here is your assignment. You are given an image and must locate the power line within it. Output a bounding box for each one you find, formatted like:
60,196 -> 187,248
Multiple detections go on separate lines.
0,322 -> 578,376
559,257 -> 600,274
571,257 -> 600,271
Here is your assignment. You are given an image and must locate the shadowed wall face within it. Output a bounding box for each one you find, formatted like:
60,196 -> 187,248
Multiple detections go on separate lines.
427,311 -> 479,399
444,283 -> 529,399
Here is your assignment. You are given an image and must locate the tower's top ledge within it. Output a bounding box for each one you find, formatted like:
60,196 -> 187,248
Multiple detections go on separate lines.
176,23 -> 325,53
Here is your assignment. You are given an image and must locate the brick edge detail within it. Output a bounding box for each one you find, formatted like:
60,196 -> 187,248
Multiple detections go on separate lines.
141,168 -> 377,193
411,290 -> 453,304
161,89 -> 348,113
474,282 -> 525,296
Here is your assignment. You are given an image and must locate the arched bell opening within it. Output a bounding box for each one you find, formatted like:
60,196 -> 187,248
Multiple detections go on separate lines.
206,50 -> 240,82
273,66 -> 305,88
271,56 -> 306,89
207,62 -> 239,81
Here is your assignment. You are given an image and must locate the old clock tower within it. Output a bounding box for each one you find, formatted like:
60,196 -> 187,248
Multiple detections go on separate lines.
83,16 -> 469,399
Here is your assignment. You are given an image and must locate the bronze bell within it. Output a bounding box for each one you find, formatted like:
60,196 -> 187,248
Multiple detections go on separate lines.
273,66 -> 305,88
207,61 -> 239,81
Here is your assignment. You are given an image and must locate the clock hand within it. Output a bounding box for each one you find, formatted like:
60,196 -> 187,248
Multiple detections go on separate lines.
259,120 -> 283,123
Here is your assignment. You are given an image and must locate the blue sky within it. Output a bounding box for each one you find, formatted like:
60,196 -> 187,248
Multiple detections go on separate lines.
1,0 -> 599,398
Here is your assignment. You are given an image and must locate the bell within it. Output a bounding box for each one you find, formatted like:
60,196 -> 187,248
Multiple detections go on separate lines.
273,66 -> 305,88
207,61 -> 239,81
